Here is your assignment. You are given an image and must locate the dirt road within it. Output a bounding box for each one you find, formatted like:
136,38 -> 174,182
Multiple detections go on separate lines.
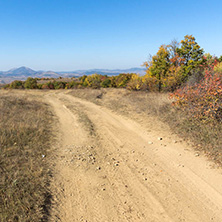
46,91 -> 222,222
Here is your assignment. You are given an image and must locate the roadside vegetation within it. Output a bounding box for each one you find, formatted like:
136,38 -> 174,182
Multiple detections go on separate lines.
69,88 -> 222,166
0,93 -> 54,221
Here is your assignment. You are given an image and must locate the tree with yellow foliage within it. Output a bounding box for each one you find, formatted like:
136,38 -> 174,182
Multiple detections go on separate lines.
176,35 -> 204,81
144,45 -> 170,91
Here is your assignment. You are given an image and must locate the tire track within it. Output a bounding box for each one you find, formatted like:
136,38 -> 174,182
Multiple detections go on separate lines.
47,91 -> 222,222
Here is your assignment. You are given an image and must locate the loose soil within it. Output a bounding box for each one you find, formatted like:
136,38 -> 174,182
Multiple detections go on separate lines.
42,90 -> 222,222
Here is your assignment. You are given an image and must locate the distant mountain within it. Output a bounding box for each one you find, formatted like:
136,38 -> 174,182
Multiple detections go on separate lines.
0,66 -> 146,84
39,71 -> 60,78
0,66 -> 61,80
58,67 -> 146,77
3,66 -> 37,76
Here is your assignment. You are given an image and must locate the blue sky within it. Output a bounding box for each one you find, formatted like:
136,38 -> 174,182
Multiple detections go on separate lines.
0,0 -> 222,71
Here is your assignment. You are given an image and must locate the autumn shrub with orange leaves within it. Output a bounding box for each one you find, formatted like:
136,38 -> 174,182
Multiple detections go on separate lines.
172,60 -> 222,123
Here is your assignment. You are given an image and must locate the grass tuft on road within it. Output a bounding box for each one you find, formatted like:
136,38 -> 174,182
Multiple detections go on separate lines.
0,94 -> 54,222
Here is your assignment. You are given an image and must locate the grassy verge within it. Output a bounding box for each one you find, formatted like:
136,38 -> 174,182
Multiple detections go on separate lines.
69,88 -> 222,166
161,106 -> 222,165
0,93 -> 54,221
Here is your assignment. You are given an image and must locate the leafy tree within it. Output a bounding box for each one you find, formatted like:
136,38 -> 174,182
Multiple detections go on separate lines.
166,41 -> 185,90
41,84 -> 50,89
204,53 -> 213,60
53,81 -> 66,89
85,74 -> 103,89
24,77 -> 38,89
37,83 -> 43,89
142,74 -> 159,91
176,35 -> 204,81
110,76 -> 117,87
127,74 -> 143,90
100,78 -> 111,88
146,45 -> 170,91
168,39 -> 179,60
114,73 -> 133,88
9,80 -> 24,89
79,75 -> 87,86
46,82 -> 55,89
214,62 -> 222,73
66,80 -> 79,89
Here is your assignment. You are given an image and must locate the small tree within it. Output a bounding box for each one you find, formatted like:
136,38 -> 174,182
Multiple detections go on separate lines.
79,75 -> 87,86
85,74 -> 103,89
176,35 -> 204,81
24,77 -> 38,89
147,45 -> 170,91
127,74 -> 143,90
53,81 -> 66,89
10,80 -> 24,89
114,73 -> 134,88
101,78 -> 111,88
218,55 -> 222,62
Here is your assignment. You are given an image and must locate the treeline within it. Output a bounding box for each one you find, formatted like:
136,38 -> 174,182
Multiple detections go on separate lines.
4,35 -> 222,94
3,73 -> 139,90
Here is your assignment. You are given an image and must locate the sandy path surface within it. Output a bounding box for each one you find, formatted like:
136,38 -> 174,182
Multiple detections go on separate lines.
46,91 -> 222,222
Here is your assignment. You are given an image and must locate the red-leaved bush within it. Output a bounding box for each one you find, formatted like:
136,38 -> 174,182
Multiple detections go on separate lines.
171,61 -> 222,123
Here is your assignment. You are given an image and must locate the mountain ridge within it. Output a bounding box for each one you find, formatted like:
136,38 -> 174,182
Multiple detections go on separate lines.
0,66 -> 146,84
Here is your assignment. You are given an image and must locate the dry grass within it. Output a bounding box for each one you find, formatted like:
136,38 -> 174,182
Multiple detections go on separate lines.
165,108 -> 222,165
0,93 -> 54,221
69,88 -> 222,165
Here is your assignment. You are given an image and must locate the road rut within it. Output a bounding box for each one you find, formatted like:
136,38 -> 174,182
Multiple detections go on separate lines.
47,91 -> 222,222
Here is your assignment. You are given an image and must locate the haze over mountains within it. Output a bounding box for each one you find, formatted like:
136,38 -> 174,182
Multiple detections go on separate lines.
0,66 -> 146,84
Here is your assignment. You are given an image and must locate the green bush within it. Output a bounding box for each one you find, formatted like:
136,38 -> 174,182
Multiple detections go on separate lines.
24,77 -> 38,89
101,78 -> 111,88
9,80 -> 24,89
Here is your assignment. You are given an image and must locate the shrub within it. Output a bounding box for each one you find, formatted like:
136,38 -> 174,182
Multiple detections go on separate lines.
53,81 -> 65,89
101,78 -> 111,88
9,80 -> 24,89
84,74 -> 103,89
214,62 -> 222,73
127,74 -> 143,90
142,74 -> 159,91
115,73 -> 133,88
172,63 -> 222,123
46,82 -> 55,89
41,84 -> 50,89
24,77 -> 38,89
68,80 -> 79,89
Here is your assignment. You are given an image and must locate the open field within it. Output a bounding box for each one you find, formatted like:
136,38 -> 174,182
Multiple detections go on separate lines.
1,89 -> 222,221
0,91 -> 54,221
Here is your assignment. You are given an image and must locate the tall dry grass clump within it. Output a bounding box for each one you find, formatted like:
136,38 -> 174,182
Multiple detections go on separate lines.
0,94 -> 53,221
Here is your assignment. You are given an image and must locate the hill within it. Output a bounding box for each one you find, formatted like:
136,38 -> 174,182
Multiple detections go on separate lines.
0,67 -> 146,83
